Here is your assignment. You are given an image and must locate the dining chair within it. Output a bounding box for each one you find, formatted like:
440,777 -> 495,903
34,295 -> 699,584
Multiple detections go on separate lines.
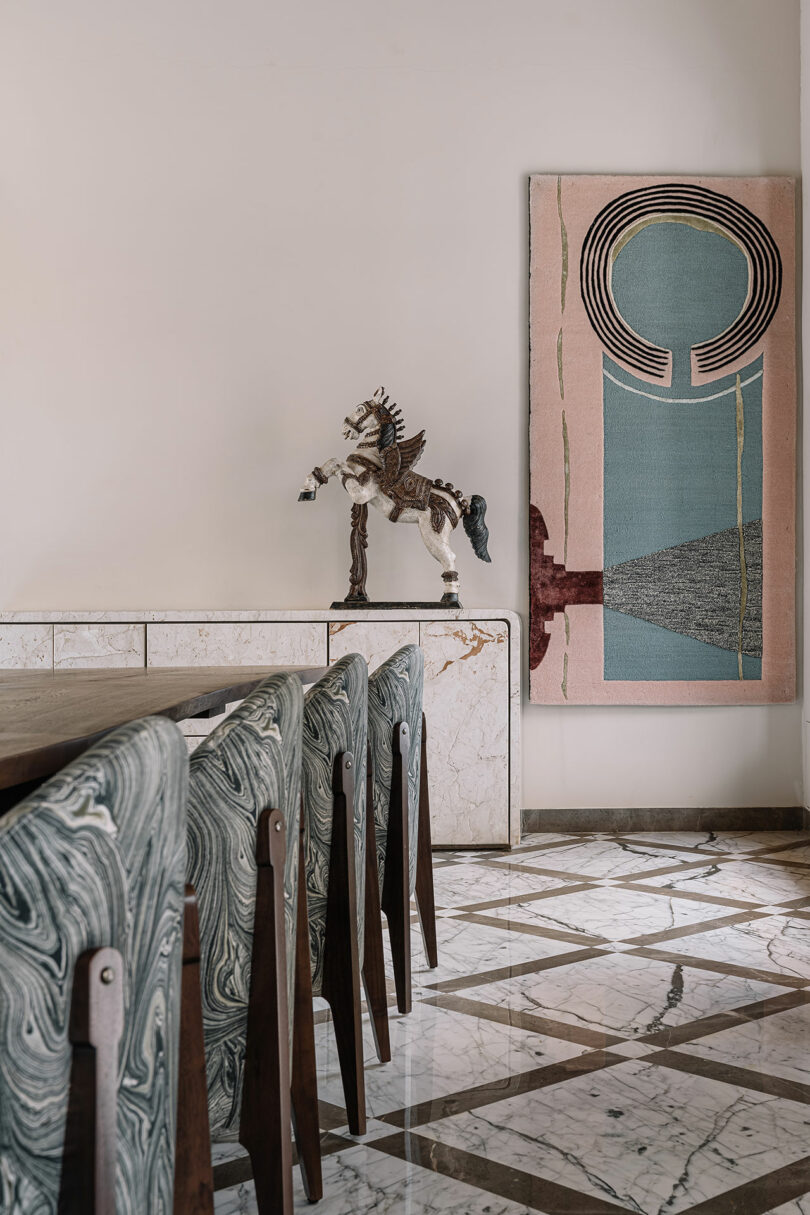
368,644 -> 438,1014
301,653 -> 388,1137
184,672 -> 321,1214
0,716 -> 188,1215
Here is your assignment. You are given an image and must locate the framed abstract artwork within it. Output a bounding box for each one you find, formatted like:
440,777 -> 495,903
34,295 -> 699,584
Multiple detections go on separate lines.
529,175 -> 795,705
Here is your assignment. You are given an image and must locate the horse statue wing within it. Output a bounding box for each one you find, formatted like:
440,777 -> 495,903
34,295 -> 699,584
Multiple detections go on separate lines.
397,431 -> 426,473
379,429 -> 426,488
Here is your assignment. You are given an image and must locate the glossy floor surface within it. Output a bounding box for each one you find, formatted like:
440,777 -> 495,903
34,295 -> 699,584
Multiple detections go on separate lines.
214,830 -> 810,1213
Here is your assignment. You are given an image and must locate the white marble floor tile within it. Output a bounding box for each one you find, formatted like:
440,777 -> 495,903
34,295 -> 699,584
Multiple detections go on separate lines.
640,861 -> 810,906
676,1003 -> 810,1085
462,950 -> 788,1038
431,862 -> 576,908
758,843 -> 810,866
409,914 -> 578,986
618,831 -> 810,856
502,837 -> 711,879
416,1057 -> 810,1214
651,914 -> 810,981
211,1142 -> 248,1165
214,1141 -> 540,1213
482,883 -> 732,941
314,1001 -> 588,1119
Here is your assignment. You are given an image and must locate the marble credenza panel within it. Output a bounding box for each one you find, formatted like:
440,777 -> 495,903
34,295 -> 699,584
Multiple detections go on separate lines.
328,620 -> 420,672
145,622 -> 327,667
420,620 -> 509,846
0,609 -> 519,846
53,624 -> 145,669
0,625 -> 53,668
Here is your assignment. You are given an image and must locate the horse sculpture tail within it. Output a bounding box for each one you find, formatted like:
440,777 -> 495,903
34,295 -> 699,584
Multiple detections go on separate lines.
463,495 -> 491,563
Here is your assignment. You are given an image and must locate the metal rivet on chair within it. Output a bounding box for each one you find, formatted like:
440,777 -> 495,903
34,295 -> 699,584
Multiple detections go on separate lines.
100,967 -> 115,985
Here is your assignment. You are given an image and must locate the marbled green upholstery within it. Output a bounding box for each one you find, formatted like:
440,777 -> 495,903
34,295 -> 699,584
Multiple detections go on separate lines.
0,717 -> 188,1215
368,645 -> 424,894
186,673 -> 303,1141
301,653 -> 367,997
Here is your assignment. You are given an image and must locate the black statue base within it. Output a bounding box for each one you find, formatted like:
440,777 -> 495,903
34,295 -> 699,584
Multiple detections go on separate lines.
330,598 -> 463,610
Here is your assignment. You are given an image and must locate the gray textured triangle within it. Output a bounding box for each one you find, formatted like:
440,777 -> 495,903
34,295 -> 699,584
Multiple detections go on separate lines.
603,520 -> 762,657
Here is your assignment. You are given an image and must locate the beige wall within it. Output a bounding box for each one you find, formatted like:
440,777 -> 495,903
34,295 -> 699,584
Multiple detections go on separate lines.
1,0 -> 802,809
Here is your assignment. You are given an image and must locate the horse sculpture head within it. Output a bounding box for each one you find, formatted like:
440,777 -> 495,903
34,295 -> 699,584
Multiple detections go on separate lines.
342,387 -> 405,451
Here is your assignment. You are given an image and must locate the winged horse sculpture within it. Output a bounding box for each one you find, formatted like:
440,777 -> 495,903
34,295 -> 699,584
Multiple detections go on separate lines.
298,387 -> 491,606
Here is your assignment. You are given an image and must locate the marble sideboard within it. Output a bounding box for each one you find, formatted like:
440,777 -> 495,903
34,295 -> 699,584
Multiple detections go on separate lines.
0,609 -> 521,847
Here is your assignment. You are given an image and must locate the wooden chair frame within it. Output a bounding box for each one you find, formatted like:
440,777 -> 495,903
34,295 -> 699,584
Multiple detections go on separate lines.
59,946 -> 125,1215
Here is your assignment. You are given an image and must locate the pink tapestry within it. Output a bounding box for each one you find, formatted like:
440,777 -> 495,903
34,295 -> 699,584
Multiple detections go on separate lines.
529,175 -> 796,705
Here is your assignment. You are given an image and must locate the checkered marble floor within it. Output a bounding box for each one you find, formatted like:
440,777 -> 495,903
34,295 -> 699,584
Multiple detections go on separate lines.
214,830 -> 810,1214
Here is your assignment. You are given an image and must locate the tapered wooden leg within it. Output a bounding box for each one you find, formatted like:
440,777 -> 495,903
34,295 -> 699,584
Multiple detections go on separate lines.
291,816 -> 323,1202
173,889 -> 215,1215
59,946 -> 124,1215
239,810 -> 294,1215
321,751 -> 366,1136
362,742 -> 391,1061
414,713 -> 438,969
381,722 -> 411,1014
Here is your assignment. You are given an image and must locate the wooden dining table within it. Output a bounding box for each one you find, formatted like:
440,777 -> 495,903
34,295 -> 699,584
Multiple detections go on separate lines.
0,664 -> 328,807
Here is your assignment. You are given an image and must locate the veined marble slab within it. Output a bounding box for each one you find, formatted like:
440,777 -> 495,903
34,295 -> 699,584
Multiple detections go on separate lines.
146,622 -> 326,667
314,1000 -> 588,1120
214,1140 -> 539,1214
416,1057 -> 810,1214
328,619 -> 419,672
53,623 -> 145,669
0,608 -> 520,847
0,624 -> 52,668
422,620 -> 510,847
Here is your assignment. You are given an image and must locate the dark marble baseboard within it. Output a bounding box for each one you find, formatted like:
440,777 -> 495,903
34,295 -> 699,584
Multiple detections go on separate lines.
522,806 -> 805,834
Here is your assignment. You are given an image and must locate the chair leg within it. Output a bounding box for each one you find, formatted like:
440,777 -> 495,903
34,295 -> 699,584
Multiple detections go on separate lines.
362,742 -> 391,1061
173,889 -> 215,1215
239,810 -> 294,1215
381,722 -> 411,1014
414,713 -> 438,969
59,946 -> 124,1215
321,751 -> 366,1136
291,817 -> 323,1202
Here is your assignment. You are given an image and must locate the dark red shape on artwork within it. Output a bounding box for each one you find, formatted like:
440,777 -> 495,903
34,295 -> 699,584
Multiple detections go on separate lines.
529,504 -> 604,670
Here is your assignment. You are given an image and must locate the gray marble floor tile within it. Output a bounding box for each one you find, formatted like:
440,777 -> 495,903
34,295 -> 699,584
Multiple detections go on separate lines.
651,914 -> 810,982
676,1003 -> 810,1086
314,1000 -> 588,1119
416,1057 -> 810,1214
214,1141 -> 540,1213
618,831 -> 810,855
640,860 -> 810,906
481,883 -> 733,941
461,950 -> 789,1038
211,1142 -> 248,1165
408,914 -> 578,986
431,862 -> 578,908
502,837 -> 714,879
758,843 -> 810,866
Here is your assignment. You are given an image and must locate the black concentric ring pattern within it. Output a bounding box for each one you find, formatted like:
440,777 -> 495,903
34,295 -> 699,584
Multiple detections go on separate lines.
579,184 -> 782,379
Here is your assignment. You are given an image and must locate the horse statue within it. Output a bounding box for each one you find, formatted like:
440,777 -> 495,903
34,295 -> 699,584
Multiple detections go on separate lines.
298,387 -> 491,607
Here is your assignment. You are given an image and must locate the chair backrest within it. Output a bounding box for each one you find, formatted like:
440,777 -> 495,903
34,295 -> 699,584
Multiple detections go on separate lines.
0,716 -> 188,1215
368,645 -> 424,894
186,673 -> 303,1140
302,653 -> 367,997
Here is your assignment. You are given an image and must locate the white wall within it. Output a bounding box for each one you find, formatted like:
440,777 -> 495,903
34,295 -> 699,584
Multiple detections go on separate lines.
0,0 -> 802,810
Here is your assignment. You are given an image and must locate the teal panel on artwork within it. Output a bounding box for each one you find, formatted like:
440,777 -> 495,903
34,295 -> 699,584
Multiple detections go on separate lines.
611,221 -> 750,392
603,355 -> 763,569
603,609 -> 762,682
